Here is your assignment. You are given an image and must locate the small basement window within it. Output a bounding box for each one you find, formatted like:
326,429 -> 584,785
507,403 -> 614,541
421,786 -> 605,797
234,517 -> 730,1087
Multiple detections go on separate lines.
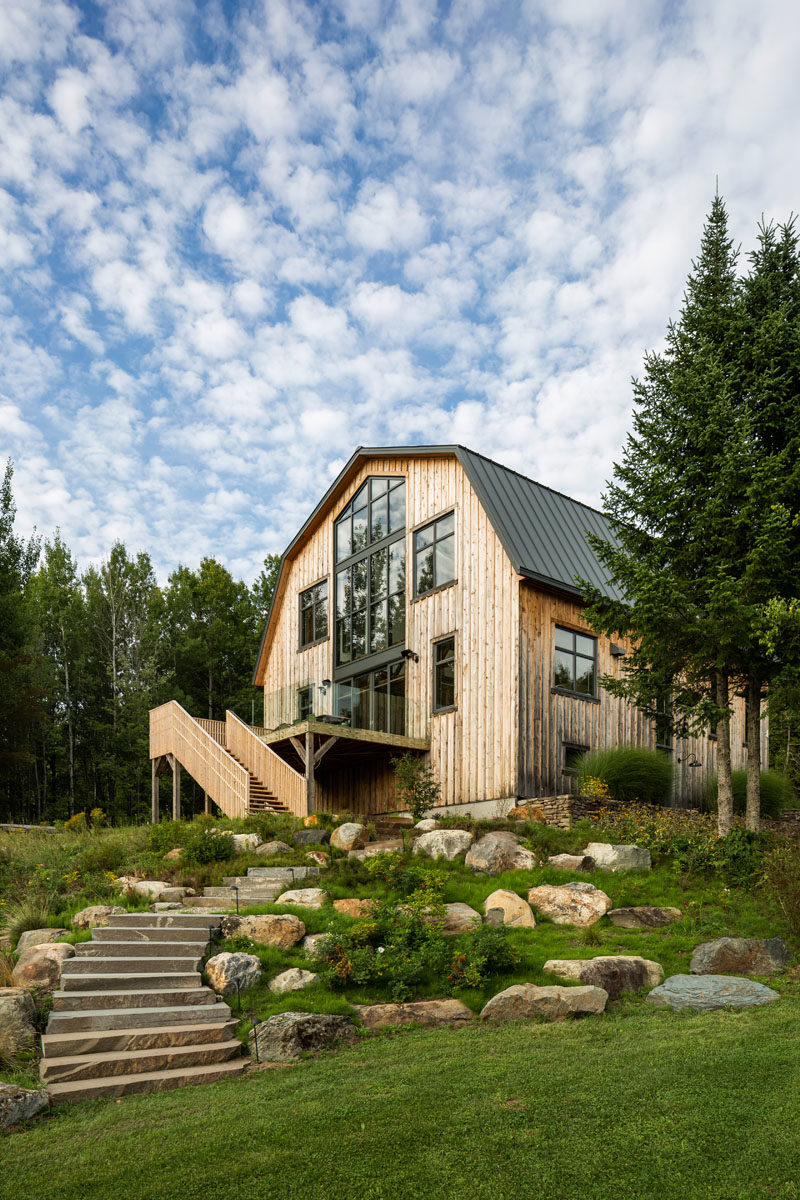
563,743 -> 588,778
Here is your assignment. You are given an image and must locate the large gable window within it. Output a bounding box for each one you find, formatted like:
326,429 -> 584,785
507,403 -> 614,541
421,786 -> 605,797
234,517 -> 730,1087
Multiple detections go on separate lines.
414,512 -> 455,597
335,477 -> 405,563
299,581 -> 328,648
553,626 -> 596,697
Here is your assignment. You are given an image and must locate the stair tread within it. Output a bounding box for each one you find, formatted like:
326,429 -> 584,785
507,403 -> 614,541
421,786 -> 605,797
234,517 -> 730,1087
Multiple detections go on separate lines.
43,1042 -> 241,1070
42,1021 -> 236,1050
47,1058 -> 248,1099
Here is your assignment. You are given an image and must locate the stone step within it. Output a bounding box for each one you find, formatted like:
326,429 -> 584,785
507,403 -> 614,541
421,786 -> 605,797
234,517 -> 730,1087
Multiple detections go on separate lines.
42,1020 -> 238,1059
47,1001 -> 232,1034
181,897 -> 238,909
75,940 -> 205,958
245,866 -> 319,881
106,912 -> 223,929
60,971 -> 202,992
67,955 -> 202,973
47,1058 -> 248,1104
92,925 -> 213,944
204,886 -> 282,898
41,1039 -> 244,1084
52,987 -> 216,1012
222,873 -> 294,886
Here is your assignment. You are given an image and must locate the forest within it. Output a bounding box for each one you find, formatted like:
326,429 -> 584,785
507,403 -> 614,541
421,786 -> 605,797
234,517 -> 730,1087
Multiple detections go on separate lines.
0,460 -> 280,825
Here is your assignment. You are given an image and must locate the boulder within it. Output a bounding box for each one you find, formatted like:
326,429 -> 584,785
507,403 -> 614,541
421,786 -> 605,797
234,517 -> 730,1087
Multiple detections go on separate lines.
329,822 -> 367,852
0,988 -> 37,1054
268,968 -> 319,994
71,905 -> 126,931
465,832 -> 538,874
355,999 -> 474,1030
164,847 -> 182,860
481,982 -> 608,1022
333,898 -> 377,919
608,906 -> 683,930
293,829 -> 331,847
0,1082 -> 49,1129
16,928 -> 68,953
255,840 -> 293,858
548,854 -> 595,872
415,818 -> 439,832
527,882 -> 612,927
205,952 -> 262,995
249,1011 -> 355,1062
543,955 -> 664,999
12,943 -> 75,991
482,889 -> 536,928
442,902 -> 482,935
483,908 -> 506,927
159,887 -> 188,903
412,829 -> 473,861
508,804 -> 548,823
349,839 -> 403,860
646,974 -> 781,1012
231,833 -> 261,854
689,937 -> 790,977
306,851 -> 330,866
300,932 -> 332,958
221,913 -> 305,947
582,842 -> 651,872
276,888 -> 329,909
128,880 -> 169,899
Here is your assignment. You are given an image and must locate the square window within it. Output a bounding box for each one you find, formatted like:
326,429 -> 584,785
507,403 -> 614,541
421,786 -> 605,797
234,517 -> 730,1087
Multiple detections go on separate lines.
553,626 -> 596,697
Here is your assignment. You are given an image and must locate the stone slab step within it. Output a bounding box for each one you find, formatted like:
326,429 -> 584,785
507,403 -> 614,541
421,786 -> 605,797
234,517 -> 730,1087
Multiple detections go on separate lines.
181,897 -> 238,909
67,956 -> 202,973
75,940 -> 206,958
243,866 -> 319,881
92,925 -> 213,944
60,972 -> 202,992
223,874 -> 294,886
47,1001 -> 232,1034
52,987 -> 216,1012
106,912 -> 223,929
41,1040 -> 244,1084
204,886 -> 282,898
47,1058 -> 248,1104
42,1020 -> 238,1059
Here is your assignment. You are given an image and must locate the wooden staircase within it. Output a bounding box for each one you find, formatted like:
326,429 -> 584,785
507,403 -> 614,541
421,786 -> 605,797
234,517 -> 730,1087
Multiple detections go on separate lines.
227,752 -> 291,816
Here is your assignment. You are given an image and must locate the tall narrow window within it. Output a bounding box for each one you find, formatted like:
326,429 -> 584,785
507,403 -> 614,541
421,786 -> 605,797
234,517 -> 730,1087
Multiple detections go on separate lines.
297,685 -> 313,721
414,512 -> 455,597
553,626 -> 596,696
433,636 -> 456,711
299,581 -> 328,648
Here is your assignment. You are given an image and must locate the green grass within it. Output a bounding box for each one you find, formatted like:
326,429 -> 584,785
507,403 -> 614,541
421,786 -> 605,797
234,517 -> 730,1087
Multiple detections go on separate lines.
3,993 -> 800,1200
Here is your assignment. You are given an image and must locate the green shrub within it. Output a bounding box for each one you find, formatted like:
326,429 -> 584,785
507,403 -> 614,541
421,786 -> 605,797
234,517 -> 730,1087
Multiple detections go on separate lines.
576,746 -> 674,806
392,754 -> 441,822
704,769 -> 795,818
146,821 -> 189,855
183,828 -> 234,864
759,840 -> 800,938
447,924 -> 520,989
0,896 -> 59,949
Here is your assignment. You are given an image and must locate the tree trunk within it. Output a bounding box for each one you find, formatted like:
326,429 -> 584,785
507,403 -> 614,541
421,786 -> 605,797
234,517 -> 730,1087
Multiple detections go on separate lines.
715,669 -> 734,836
745,673 -> 762,832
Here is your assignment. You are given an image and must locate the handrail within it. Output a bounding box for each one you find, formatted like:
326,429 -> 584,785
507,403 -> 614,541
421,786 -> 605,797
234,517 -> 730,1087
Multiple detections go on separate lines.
150,701 -> 249,818
226,710 -> 306,818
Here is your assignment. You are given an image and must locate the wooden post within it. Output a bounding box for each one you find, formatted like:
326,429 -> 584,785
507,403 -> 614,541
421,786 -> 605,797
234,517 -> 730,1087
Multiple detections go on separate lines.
204,790 -> 211,815
151,759 -> 159,824
305,733 -> 315,816
172,760 -> 181,821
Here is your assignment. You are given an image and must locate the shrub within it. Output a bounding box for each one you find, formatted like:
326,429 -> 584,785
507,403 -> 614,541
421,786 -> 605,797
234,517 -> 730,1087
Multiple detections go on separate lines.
63,812 -> 86,831
183,828 -> 234,864
392,754 -> 441,822
759,840 -> 800,938
704,769 -> 795,819
448,924 -> 520,989
0,896 -> 58,949
147,821 -> 189,855
576,746 -> 674,806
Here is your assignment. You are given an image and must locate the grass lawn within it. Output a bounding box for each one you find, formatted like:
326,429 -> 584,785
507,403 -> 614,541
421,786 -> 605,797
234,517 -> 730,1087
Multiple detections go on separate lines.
2,993 -> 800,1200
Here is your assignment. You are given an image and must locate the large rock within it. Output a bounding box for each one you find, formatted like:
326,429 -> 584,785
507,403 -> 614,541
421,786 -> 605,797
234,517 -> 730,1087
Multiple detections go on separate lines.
249,1011 -> 355,1061
647,974 -> 781,1012
71,905 -> 126,931
543,955 -> 664,999
255,840 -> 293,857
582,842 -> 651,871
231,833 -> 261,854
221,913 -> 305,947
306,851 -> 330,866
16,928 -> 68,953
442,902 -> 482,935
276,888 -> 329,909
0,1082 -> 49,1129
329,822 -> 367,852
355,999 -> 474,1030
205,952 -> 262,995
333,898 -> 377,919
527,882 -> 612,927
349,839 -> 403,860
465,832 -> 538,874
412,829 -> 473,861
0,988 -> 37,1054
268,968 -> 319,994
481,982 -> 608,1022
128,879 -> 169,899
12,943 -> 75,991
689,937 -> 790,977
415,818 -> 439,832
482,889 -> 535,928
608,906 -> 683,930
293,829 -> 331,847
548,854 -> 595,872
300,932 -> 332,958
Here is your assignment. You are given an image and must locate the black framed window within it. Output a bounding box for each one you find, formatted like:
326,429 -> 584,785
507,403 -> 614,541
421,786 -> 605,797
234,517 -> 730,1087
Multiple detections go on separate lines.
433,636 -> 455,712
563,743 -> 588,778
299,581 -> 328,647
553,626 -> 596,696
335,477 -> 405,563
655,691 -> 673,751
297,685 -> 313,721
414,512 -> 455,596
335,661 -> 405,735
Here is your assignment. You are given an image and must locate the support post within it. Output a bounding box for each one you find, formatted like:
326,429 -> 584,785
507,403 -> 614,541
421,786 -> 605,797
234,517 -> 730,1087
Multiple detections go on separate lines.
151,759 -> 159,824
172,760 -> 181,821
305,733 -> 315,816
204,790 -> 211,815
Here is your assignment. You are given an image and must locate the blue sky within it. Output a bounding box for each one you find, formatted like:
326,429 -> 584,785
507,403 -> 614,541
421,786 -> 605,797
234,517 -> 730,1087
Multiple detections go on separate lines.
3,0 -> 800,581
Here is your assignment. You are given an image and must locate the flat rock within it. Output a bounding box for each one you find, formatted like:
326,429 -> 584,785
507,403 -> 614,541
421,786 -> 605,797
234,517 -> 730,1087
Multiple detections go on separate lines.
412,829 -> 473,861
71,905 -> 126,930
268,968 -> 319,994
482,889 -> 535,928
442,902 -> 481,935
293,829 -> 331,847
205,952 -> 262,995
582,842 -> 651,872
415,818 -> 439,831
16,928 -> 68,953
608,906 -> 683,929
329,822 -> 367,852
0,988 -> 37,1054
221,913 -> 306,947
12,943 -> 75,991
0,1082 -> 49,1129
544,955 -> 663,999
527,882 -> 612,927
255,840 -> 293,857
689,937 -> 790,977
548,854 -> 595,872
276,887 -> 329,909
647,974 -> 781,1012
466,832 -> 538,874
151,902 -> 183,911
333,898 -> 377,919
355,998 -> 474,1030
481,982 -> 608,1022
300,932 -> 332,958
349,839 -> 403,860
306,851 -> 330,866
249,1011 -> 355,1062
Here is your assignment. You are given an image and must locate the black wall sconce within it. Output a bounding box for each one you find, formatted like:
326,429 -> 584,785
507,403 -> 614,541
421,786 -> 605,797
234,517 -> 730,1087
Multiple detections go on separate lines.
401,649 -> 419,663
610,643 -> 626,658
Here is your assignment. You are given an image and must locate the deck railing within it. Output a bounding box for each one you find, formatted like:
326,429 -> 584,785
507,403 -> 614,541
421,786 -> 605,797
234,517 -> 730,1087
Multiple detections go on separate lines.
150,701 -> 249,819
195,719 -> 227,745
225,711 -> 306,818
